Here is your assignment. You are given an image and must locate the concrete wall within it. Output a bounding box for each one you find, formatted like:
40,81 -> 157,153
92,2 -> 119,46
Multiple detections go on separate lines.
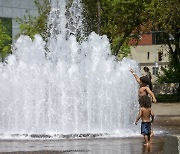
0,0 -> 39,41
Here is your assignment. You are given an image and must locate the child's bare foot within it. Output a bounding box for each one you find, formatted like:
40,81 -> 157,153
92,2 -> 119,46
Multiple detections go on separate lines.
144,143 -> 150,146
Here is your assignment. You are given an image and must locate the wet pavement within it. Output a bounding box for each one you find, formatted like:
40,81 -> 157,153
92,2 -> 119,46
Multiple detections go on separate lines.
0,103 -> 179,154
0,136 -> 166,154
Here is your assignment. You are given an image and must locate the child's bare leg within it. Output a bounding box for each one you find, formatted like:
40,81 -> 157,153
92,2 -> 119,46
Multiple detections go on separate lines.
144,135 -> 150,146
150,125 -> 154,143
150,124 -> 154,136
150,125 -> 154,137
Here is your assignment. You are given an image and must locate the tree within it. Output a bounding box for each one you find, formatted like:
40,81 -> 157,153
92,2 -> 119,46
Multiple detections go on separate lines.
0,19 -> 12,62
97,0 -> 101,34
148,0 -> 180,100
83,0 -> 152,59
83,0 -> 99,35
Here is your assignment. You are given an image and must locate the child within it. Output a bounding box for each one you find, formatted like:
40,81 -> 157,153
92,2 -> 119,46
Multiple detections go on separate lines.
130,68 -> 156,137
143,66 -> 152,91
130,68 -> 157,103
135,95 -> 154,146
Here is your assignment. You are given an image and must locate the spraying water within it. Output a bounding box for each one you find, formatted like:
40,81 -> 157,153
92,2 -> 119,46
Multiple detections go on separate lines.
0,0 -> 139,139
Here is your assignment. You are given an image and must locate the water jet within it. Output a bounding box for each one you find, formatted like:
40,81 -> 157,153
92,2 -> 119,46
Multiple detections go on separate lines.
0,0 -> 139,139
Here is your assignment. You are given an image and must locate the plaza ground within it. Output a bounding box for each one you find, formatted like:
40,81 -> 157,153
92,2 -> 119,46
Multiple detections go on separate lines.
0,103 -> 180,154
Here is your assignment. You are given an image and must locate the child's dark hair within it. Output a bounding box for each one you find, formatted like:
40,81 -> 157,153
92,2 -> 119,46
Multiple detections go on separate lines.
139,95 -> 151,108
143,66 -> 149,72
140,76 -> 150,86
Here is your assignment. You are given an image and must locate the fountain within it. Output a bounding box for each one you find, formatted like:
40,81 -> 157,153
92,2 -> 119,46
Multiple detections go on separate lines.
0,0 -> 140,139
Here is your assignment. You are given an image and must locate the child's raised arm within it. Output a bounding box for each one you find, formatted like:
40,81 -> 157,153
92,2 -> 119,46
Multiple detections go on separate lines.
130,68 -> 141,85
145,87 -> 157,103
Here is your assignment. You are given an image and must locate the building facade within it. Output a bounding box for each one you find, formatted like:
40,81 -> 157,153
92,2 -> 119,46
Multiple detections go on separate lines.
130,32 -> 169,82
0,0 -> 38,41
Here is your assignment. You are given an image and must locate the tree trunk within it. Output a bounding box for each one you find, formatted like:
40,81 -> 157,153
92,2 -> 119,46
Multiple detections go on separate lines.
178,83 -> 180,102
97,0 -> 101,35
114,39 -> 124,56
114,33 -> 129,56
174,27 -> 180,62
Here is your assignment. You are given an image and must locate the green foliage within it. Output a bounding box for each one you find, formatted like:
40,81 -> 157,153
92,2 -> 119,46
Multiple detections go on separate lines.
149,0 -> 180,34
1,18 -> 12,38
0,19 -> 12,61
158,63 -> 180,84
83,0 -> 99,35
156,94 -> 179,103
112,36 -> 130,60
83,0 -> 152,59
16,0 -> 51,41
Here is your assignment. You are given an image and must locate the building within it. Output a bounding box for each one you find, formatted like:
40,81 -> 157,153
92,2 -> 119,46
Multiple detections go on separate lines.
0,0 -> 39,42
130,32 -> 170,82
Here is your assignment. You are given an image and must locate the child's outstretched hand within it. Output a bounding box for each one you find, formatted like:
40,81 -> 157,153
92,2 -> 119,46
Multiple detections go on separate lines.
130,68 -> 135,74
152,97 -> 157,103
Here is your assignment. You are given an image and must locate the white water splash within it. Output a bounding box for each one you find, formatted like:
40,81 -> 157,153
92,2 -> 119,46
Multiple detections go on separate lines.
0,0 -> 140,138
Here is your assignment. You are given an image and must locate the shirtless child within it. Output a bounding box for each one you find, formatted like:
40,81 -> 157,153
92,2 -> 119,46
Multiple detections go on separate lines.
130,68 -> 156,137
135,95 -> 154,146
130,68 -> 157,103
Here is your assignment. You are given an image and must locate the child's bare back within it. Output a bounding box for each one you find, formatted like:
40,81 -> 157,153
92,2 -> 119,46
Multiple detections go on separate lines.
140,107 -> 153,122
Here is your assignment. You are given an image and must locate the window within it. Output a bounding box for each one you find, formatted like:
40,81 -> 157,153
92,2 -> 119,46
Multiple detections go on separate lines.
152,67 -> 159,75
147,52 -> 150,60
158,52 -> 163,61
152,28 -> 165,45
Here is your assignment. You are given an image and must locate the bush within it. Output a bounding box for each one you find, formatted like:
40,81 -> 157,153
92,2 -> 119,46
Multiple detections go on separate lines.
156,94 -> 179,103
